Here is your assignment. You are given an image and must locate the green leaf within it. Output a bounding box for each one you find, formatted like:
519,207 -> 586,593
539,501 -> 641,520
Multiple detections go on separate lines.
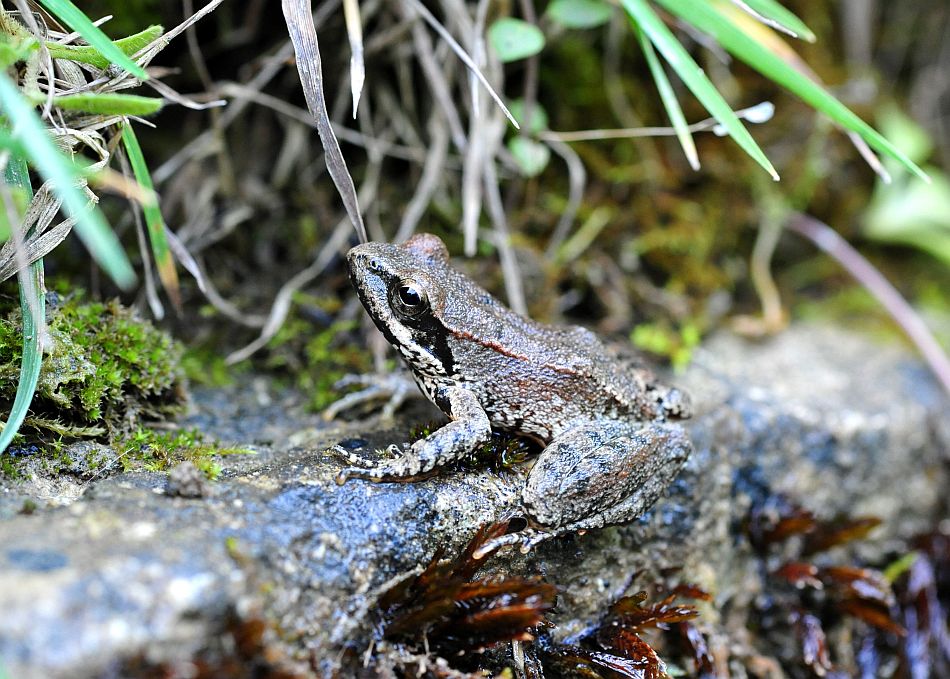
122,124 -> 180,307
547,0 -> 614,29
488,18 -> 545,63
42,93 -> 164,116
0,72 -> 135,288
728,0 -> 816,42
508,136 -> 551,177
655,0 -> 929,182
36,0 -> 148,79
45,24 -> 163,70
865,170 -> 950,265
508,99 -> 549,134
876,104 -> 933,166
632,21 -> 699,170
621,0 -> 778,179
0,152 -> 45,456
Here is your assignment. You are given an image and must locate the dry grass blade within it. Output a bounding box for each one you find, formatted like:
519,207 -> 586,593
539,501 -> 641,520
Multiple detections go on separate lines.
0,180 -> 77,282
404,15 -> 467,151
145,78 -> 225,110
402,0 -> 519,130
540,102 -> 775,142
482,118 -> 527,314
280,0 -> 367,244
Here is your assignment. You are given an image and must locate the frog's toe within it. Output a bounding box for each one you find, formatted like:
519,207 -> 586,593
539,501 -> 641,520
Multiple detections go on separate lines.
335,466 -> 375,484
472,532 -> 520,560
518,531 -> 553,554
472,527 -> 552,560
327,444 -> 376,468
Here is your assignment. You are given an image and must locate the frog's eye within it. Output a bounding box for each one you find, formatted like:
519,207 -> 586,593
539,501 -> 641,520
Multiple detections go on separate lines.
390,279 -> 430,319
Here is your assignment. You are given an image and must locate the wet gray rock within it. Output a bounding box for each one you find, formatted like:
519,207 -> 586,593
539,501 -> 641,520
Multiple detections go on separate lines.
0,325 -> 946,678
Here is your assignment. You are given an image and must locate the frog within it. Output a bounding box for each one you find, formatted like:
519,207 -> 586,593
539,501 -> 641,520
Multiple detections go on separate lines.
332,233 -> 692,555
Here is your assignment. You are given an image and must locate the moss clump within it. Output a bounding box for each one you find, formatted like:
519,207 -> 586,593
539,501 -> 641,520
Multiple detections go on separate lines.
0,292 -> 186,441
119,428 -> 251,480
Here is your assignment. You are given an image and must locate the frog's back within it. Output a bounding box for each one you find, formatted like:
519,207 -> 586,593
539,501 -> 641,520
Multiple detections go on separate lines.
440,291 -> 688,438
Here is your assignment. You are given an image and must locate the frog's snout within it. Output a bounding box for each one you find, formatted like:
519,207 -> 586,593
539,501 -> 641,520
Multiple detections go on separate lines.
345,245 -> 365,270
346,244 -> 384,275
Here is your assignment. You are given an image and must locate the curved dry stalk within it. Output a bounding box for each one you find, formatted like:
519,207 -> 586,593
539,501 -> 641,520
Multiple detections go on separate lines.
544,138 -> 587,256
732,204 -> 787,336
461,105 -> 486,256
145,78 -> 226,110
394,116 -> 450,242
484,150 -> 527,315
224,219 -> 353,364
132,204 -> 164,319
786,213 -> 950,396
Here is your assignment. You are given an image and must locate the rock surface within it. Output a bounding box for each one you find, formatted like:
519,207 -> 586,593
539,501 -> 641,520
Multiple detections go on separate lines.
0,325 -> 946,678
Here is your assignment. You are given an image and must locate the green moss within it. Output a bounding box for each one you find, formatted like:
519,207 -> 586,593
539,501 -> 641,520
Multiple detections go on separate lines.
631,320 -> 702,371
0,292 -> 185,441
118,427 -> 252,479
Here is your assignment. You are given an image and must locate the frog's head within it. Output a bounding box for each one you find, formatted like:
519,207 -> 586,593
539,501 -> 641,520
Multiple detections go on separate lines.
346,234 -> 455,377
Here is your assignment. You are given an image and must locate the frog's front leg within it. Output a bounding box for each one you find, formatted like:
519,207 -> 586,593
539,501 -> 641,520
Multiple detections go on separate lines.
475,420 -> 690,557
334,385 -> 491,482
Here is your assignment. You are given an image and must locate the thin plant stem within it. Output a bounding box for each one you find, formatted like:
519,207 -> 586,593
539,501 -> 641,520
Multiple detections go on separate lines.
786,213 -> 950,396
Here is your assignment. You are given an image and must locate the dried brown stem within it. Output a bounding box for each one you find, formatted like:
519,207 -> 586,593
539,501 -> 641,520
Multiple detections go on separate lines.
786,213 -> 950,396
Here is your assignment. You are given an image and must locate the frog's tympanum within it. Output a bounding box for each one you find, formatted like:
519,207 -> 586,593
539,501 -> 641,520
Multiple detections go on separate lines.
336,233 -> 692,554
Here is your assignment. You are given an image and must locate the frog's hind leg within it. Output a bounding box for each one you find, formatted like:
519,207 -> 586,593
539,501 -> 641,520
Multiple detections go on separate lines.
476,420 -> 691,556
333,386 -> 491,483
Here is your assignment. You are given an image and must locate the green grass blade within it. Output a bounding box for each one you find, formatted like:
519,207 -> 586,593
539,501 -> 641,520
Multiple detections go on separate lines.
36,0 -> 148,79
632,21 -> 699,170
728,0 -> 815,42
0,72 -> 136,287
42,93 -> 164,116
0,153 -> 45,456
656,0 -> 929,182
45,24 -> 163,70
621,0 -> 778,180
122,123 -> 180,307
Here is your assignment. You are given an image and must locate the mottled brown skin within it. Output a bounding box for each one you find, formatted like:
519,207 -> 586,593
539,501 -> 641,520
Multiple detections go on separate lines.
335,234 -> 692,553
